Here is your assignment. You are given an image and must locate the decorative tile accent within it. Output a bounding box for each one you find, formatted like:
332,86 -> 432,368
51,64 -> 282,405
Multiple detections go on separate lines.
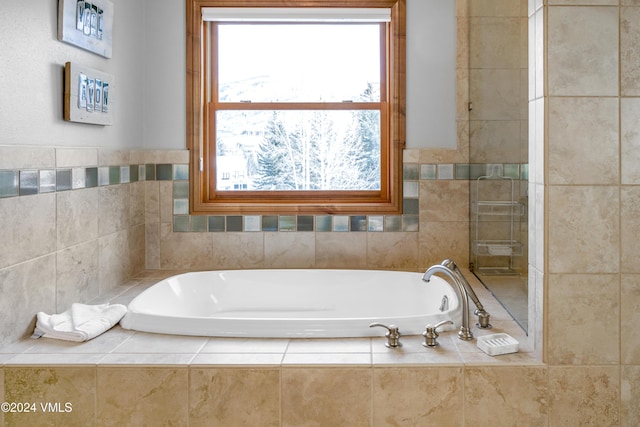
98,167 -> 109,186
316,216 -> 332,232
39,170 -> 56,193
190,215 -> 207,232
262,216 -> 278,232
368,216 -> 384,232
56,169 -> 72,191
333,216 -> 349,232
156,164 -> 173,180
403,181 -> 419,198
438,164 -> 455,180
173,164 -> 189,180
86,167 -> 98,188
0,170 -> 19,198
227,216 -> 242,232
297,215 -> 314,231
421,164 -> 437,180
279,216 -> 296,232
1,162 -> 527,236
350,215 -> 367,231
19,170 -> 38,196
108,166 -> 120,185
208,215 -> 225,232
245,215 -> 261,232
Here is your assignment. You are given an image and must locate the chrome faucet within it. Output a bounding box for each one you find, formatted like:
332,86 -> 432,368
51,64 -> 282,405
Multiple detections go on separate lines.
422,262 -> 474,341
440,259 -> 491,329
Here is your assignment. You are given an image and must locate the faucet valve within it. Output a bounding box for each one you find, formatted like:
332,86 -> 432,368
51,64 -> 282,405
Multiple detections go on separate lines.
422,320 -> 454,347
475,309 -> 492,329
369,323 -> 402,348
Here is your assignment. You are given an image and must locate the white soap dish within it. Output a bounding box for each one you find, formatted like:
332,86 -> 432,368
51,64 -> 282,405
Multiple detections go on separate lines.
477,333 -> 519,356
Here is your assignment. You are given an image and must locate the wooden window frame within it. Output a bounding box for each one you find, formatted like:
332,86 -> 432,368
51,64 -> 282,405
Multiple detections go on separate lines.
187,0 -> 405,215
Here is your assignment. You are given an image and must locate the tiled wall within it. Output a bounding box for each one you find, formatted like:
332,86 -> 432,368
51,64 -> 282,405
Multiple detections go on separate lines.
528,0 -> 640,424
0,147 -> 147,349
1,365 -> 554,426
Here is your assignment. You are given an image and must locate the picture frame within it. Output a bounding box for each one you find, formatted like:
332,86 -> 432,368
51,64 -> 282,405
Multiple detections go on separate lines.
58,0 -> 114,58
64,62 -> 114,125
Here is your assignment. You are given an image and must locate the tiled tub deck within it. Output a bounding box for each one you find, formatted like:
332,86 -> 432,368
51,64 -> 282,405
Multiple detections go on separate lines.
0,270 -> 541,426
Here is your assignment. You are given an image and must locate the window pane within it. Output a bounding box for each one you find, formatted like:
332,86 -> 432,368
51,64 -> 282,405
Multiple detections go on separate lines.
217,24 -> 381,102
216,110 -> 381,191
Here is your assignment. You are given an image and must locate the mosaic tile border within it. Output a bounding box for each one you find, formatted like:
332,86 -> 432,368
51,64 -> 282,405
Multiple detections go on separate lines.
0,162 -> 527,233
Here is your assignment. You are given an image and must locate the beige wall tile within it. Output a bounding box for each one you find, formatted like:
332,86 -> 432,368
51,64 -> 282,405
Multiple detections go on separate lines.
547,274 -> 619,365
0,146 -> 55,169
144,181 -> 160,224
469,0 -> 524,17
99,230 -> 131,293
189,368 -> 280,427
547,6 -> 618,96
421,180 -> 469,222
366,232 -> 418,270
470,69 -> 522,120
4,367 -> 95,426
129,224 -> 146,275
0,193 -> 56,269
373,367 -> 463,426
622,7 -> 640,95
98,149 -> 130,166
419,222 -> 469,270
315,232 -> 367,269
548,186 -> 619,273
0,255 -> 56,347
129,181 -> 145,227
621,187 -> 640,273
143,149 -> 190,164
621,98 -> 640,184
465,366 -> 548,426
145,223 -> 160,269
621,275 -> 640,364
470,17 -> 524,69
211,232 -> 264,269
159,181 -> 174,223
549,0 -> 617,4
56,148 -> 98,168
264,232 -> 315,269
622,365 -> 640,427
97,367 -> 188,426
470,120 -> 522,163
548,366 -> 620,426
160,224 -> 213,270
282,368 -> 371,427
57,188 -> 99,250
98,185 -> 131,236
548,97 -> 619,185
56,241 -> 99,311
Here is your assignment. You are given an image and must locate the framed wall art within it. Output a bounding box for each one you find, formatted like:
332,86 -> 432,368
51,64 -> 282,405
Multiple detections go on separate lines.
64,62 -> 114,125
58,0 -> 114,58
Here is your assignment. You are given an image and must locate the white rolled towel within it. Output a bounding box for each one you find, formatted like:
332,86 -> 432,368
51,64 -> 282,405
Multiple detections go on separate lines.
32,303 -> 127,342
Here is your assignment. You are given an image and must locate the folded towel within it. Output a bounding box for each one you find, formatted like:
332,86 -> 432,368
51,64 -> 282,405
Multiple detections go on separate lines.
32,303 -> 127,342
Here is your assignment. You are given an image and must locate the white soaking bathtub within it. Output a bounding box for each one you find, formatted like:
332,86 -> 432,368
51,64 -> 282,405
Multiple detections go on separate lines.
119,269 -> 461,338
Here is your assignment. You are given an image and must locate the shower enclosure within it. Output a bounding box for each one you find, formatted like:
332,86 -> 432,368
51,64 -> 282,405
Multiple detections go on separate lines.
467,1 -> 529,331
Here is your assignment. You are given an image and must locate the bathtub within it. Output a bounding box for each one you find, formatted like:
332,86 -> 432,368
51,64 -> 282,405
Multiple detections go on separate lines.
119,269 -> 461,338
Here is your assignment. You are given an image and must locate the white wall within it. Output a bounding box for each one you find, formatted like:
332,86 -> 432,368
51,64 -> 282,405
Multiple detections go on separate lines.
406,0 -> 457,149
140,0 -> 457,150
0,0 -> 145,148
0,0 -> 456,151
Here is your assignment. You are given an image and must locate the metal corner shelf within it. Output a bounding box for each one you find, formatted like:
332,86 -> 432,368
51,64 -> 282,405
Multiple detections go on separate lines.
472,173 -> 524,275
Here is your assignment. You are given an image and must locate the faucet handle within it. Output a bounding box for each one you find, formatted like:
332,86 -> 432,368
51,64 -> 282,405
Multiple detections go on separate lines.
422,320 -> 454,347
369,323 -> 402,348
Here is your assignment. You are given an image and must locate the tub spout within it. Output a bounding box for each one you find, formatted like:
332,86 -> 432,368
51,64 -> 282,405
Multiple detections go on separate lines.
422,263 -> 473,341
440,259 -> 491,329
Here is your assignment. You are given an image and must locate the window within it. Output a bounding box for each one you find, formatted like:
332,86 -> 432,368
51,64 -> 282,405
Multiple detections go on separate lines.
187,0 -> 405,214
